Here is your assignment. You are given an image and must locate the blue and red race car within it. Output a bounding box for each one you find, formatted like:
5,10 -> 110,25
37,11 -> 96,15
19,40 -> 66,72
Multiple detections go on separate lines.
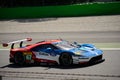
3,38 -> 104,66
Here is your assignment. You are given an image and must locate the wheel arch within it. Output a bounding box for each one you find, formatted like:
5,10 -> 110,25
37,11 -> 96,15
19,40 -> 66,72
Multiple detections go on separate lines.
59,52 -> 73,66
14,51 -> 23,57
14,51 -> 26,65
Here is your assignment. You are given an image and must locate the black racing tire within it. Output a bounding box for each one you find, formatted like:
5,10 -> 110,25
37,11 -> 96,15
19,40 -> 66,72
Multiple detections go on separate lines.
59,53 -> 73,66
14,52 -> 25,66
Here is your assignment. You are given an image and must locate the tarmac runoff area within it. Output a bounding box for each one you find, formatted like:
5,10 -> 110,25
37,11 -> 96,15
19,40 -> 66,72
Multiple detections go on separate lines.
0,15 -> 120,33
0,15 -> 120,80
0,15 -> 120,47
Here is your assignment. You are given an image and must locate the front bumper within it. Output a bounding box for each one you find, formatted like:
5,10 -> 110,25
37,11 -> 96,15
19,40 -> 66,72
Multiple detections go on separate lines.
73,54 -> 104,64
89,55 -> 103,63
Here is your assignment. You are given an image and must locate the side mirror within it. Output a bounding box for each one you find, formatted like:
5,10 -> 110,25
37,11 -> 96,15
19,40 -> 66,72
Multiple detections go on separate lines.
74,42 -> 78,45
74,42 -> 81,47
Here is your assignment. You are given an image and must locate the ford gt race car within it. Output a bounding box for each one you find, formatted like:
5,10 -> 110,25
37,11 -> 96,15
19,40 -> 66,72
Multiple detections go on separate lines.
3,38 -> 104,66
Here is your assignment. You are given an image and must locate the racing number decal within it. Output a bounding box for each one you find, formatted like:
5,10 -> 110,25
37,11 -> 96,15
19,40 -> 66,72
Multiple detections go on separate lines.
26,55 -> 32,60
23,52 -> 32,60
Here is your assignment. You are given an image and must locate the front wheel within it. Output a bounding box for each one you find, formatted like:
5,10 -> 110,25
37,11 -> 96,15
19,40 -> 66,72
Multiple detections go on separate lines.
14,52 -> 25,66
59,53 -> 73,66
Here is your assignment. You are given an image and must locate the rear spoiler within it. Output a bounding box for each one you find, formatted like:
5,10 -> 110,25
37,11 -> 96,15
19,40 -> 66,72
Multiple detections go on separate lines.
2,38 -> 32,49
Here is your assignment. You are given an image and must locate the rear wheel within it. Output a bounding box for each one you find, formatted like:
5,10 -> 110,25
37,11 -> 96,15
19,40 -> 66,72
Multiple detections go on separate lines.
59,53 -> 73,66
14,52 -> 25,65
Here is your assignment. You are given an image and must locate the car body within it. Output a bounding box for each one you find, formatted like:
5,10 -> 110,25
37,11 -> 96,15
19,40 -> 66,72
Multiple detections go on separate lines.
3,38 -> 104,66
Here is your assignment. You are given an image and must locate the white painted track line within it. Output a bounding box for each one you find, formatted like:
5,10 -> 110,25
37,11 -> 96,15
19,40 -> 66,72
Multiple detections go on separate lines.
100,48 -> 120,50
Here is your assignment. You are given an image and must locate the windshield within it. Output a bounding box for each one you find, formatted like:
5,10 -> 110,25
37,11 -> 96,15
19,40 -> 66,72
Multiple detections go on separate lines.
53,41 -> 76,50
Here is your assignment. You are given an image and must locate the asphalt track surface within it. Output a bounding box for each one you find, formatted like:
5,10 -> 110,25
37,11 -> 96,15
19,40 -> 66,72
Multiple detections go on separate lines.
0,15 -> 120,33
0,15 -> 120,80
0,50 -> 120,80
0,31 -> 120,43
0,31 -> 120,80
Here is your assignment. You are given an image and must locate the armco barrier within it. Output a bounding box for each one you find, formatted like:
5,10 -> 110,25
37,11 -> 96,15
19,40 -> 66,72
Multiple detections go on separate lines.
0,2 -> 120,19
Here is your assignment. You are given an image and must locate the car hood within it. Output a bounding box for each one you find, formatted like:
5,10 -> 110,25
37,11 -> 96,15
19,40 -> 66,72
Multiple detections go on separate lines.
69,44 -> 103,57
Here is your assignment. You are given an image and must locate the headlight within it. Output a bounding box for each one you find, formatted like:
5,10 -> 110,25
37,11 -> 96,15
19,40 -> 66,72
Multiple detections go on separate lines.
74,52 -> 81,55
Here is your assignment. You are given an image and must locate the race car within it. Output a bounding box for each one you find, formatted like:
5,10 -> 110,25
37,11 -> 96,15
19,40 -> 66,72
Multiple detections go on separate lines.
3,38 -> 104,66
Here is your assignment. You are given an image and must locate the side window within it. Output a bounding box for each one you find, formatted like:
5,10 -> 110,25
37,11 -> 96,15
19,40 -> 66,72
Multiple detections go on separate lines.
39,44 -> 57,53
31,45 -> 41,52
31,44 -> 57,52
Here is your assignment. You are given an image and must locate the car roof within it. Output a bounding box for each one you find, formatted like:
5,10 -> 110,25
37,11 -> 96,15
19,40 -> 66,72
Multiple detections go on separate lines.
26,39 -> 62,49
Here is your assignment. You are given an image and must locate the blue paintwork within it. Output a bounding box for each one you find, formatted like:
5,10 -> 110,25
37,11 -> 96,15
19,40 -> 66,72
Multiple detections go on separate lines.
32,41 -> 103,59
54,42 -> 103,58
54,43 -> 103,58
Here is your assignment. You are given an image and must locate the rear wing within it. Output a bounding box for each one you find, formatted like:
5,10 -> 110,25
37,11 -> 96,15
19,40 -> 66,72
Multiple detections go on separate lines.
2,38 -> 32,49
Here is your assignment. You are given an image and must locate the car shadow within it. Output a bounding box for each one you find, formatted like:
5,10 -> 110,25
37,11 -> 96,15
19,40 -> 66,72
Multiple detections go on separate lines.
0,59 -> 105,69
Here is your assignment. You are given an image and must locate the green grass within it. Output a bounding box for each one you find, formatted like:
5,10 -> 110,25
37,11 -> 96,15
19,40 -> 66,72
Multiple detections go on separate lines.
0,2 -> 120,19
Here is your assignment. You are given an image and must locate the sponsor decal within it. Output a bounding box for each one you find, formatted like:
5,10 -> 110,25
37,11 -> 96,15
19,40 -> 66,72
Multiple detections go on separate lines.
34,51 -> 49,56
34,51 -> 56,56
23,52 -> 32,55
39,51 -> 49,56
